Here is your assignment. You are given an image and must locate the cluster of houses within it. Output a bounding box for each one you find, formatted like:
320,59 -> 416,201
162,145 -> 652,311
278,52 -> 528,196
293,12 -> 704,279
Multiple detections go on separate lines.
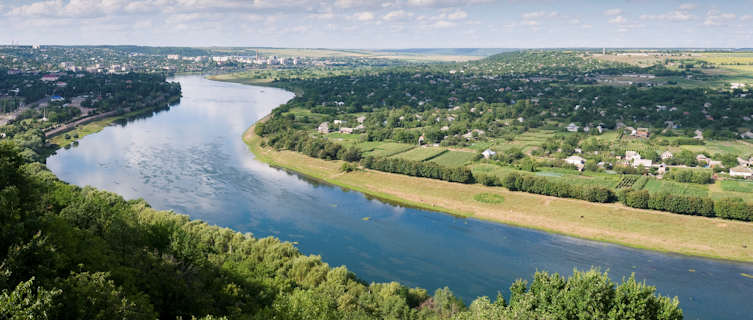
318,116 -> 366,134
560,149 -> 753,179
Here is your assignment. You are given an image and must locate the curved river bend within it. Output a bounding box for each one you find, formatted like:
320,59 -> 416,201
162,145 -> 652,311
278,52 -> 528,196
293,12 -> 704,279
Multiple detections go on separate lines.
47,76 -> 752,320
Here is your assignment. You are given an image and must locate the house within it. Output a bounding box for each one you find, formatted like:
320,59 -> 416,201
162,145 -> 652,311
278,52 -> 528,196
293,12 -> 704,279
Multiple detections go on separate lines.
357,116 -> 366,124
565,155 -> 586,170
318,122 -> 329,134
566,123 -> 579,132
708,160 -> 723,168
730,166 -> 753,179
693,130 -> 704,140
635,128 -> 649,138
657,164 -> 667,175
625,151 -> 641,162
339,127 -> 354,134
333,120 -> 343,125
737,157 -> 750,167
50,95 -> 64,102
661,151 -> 673,160
633,159 -> 652,168
482,149 -> 497,159
418,135 -> 425,145
696,154 -> 709,164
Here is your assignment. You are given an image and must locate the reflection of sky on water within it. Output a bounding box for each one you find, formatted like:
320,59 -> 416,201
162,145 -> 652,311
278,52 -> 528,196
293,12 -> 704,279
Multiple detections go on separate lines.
46,76 -> 753,320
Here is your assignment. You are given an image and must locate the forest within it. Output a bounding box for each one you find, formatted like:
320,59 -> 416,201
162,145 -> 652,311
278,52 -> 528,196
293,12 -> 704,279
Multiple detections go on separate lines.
0,140 -> 684,319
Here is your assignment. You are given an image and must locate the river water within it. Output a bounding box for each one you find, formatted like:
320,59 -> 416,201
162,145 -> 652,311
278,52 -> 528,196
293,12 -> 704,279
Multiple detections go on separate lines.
46,75 -> 752,319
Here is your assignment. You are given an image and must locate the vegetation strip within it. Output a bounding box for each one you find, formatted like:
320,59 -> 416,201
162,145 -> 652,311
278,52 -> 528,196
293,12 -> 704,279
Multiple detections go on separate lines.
244,119 -> 753,263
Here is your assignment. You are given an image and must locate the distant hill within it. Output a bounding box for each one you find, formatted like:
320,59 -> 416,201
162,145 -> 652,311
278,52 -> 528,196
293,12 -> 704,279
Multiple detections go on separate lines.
376,48 -> 519,57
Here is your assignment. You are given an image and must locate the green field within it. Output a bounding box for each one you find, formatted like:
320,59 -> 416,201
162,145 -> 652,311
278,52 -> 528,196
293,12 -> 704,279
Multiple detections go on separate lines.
391,147 -> 447,162
361,142 -> 415,157
430,150 -> 477,167
640,179 -> 709,197
721,179 -> 753,193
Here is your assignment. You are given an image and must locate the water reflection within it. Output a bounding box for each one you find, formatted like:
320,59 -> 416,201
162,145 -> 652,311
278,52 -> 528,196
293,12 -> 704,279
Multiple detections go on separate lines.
46,75 -> 753,320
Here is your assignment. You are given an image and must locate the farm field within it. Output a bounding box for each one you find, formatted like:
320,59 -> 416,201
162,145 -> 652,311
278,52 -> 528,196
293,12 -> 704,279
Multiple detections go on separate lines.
360,142 -> 415,157
390,147 -> 447,161
640,179 -> 709,197
429,150 -> 477,167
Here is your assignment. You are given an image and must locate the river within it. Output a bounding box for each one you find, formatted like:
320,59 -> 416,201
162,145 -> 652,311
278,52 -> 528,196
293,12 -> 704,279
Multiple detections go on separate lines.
46,75 -> 752,320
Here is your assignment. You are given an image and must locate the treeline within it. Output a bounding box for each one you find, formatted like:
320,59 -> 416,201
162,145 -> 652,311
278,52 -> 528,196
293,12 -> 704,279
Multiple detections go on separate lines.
361,156 -> 475,184
477,172 -> 615,203
620,189 -> 753,221
264,129 -> 362,162
665,168 -> 714,184
0,142 -> 683,319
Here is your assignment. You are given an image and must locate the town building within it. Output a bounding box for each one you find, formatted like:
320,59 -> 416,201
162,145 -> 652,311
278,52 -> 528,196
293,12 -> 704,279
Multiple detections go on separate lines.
482,149 -> 496,159
730,166 -> 753,179
318,122 -> 329,134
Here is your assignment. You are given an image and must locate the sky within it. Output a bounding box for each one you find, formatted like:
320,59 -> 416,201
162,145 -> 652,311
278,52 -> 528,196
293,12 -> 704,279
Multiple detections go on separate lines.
0,0 -> 751,48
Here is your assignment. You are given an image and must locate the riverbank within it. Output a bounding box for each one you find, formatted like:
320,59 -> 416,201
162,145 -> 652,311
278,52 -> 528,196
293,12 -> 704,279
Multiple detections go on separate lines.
47,100 -> 178,149
243,120 -> 753,263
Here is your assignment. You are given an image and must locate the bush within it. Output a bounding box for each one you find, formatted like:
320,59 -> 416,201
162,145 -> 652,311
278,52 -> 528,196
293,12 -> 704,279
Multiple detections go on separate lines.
665,169 -> 713,184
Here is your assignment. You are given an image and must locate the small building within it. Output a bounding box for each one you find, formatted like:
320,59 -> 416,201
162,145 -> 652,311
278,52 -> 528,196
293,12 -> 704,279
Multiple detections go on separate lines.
333,120 -> 343,125
696,154 -> 709,164
482,149 -> 497,159
339,127 -> 354,134
318,122 -> 329,134
625,151 -> 641,162
357,116 -> 366,123
565,155 -> 586,170
633,159 -> 652,168
635,128 -> 649,138
730,166 -> 753,179
566,123 -> 579,132
50,95 -> 64,102
661,151 -> 673,160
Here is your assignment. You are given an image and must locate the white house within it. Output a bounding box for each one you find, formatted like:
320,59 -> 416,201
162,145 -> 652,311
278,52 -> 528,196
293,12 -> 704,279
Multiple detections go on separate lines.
318,122 -> 329,134
625,151 -> 641,162
339,127 -> 354,134
633,159 -> 652,168
730,166 -> 753,178
661,151 -> 673,160
357,116 -> 366,123
565,155 -> 586,170
333,120 -> 343,125
566,123 -> 579,132
482,149 -> 497,159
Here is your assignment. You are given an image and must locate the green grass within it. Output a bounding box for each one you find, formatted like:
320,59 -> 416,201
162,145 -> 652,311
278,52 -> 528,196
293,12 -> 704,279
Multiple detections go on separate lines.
361,142 -> 415,157
473,193 -> 505,204
641,179 -> 709,197
391,147 -> 447,162
720,180 -> 753,193
430,151 -> 477,167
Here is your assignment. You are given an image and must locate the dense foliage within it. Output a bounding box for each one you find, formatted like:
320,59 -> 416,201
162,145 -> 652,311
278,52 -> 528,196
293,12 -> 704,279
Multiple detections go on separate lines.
361,156 -> 475,184
477,172 -> 615,203
0,142 -> 683,319
620,189 -> 752,221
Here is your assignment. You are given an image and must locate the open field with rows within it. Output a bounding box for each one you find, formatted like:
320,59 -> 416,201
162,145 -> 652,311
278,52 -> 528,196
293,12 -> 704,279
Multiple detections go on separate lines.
429,150 -> 478,167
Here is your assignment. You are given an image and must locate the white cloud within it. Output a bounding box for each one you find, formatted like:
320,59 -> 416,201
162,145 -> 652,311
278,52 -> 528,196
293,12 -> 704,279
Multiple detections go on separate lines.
740,14 -> 752,21
428,20 -> 455,28
354,11 -> 375,21
609,15 -> 626,24
382,10 -> 413,21
568,18 -> 581,25
640,10 -> 695,22
679,3 -> 697,10
522,11 -> 557,19
521,20 -> 539,26
309,12 -> 335,20
447,10 -> 467,20
604,8 -> 622,16
704,9 -> 736,26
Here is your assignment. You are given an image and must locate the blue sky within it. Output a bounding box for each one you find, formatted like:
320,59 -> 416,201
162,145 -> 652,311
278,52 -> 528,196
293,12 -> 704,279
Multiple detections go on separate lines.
0,0 -> 751,48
